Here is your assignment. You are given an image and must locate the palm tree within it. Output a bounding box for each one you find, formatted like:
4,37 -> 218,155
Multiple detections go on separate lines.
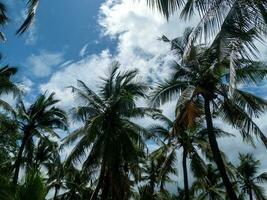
12,92 -> 68,185
236,153 -> 267,200
58,165 -> 93,200
146,0 -> 267,60
46,151 -> 65,200
150,114 -> 211,200
0,66 -> 20,112
192,164 -> 226,200
150,28 -> 267,199
137,145 -> 177,200
14,169 -> 47,200
0,114 -> 19,164
31,138 -> 59,170
63,62 -> 159,200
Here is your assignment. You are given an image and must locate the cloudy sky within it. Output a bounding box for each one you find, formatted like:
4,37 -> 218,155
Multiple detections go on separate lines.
3,0 -> 267,187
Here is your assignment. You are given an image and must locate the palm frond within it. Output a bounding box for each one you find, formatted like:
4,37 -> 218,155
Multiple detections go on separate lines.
16,0 -> 39,35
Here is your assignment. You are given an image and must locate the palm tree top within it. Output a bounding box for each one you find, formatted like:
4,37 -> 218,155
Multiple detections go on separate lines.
16,92 -> 68,132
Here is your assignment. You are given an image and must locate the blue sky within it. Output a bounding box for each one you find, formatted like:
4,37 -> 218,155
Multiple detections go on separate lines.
3,0 -> 267,187
2,0 -> 116,100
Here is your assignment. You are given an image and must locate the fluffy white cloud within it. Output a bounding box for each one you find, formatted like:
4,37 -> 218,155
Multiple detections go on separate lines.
41,0 -> 195,107
26,50 -> 64,77
40,50 -> 113,108
18,77 -> 34,93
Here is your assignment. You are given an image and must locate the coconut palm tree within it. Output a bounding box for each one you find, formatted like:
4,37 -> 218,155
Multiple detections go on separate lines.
63,62 -> 159,200
146,0 -> 267,60
30,138 -> 59,170
46,151 -> 65,200
192,164 -> 226,200
150,28 -> 267,199
236,153 -> 267,200
58,165 -> 93,200
12,93 -> 68,185
150,113 -> 232,199
136,145 -> 177,200
0,114 -> 19,164
149,114 -> 209,200
14,169 -> 47,200
0,66 -> 20,112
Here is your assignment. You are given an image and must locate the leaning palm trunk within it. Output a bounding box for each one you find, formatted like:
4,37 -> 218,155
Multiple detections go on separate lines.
182,149 -> 189,200
248,186 -> 253,200
13,134 -> 28,185
90,161 -> 107,200
53,184 -> 59,200
204,98 -> 238,200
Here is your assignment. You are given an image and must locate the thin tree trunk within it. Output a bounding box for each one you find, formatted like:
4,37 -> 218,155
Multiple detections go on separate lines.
182,149 -> 190,200
248,186 -> 253,200
90,164 -> 106,200
13,135 -> 27,185
53,185 -> 59,200
204,98 -> 238,200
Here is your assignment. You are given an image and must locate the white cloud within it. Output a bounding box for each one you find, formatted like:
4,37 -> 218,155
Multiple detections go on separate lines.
41,0 -> 196,108
26,50 -> 64,77
79,43 -> 89,57
40,50 -> 113,108
99,0 -> 198,80
18,77 -> 34,93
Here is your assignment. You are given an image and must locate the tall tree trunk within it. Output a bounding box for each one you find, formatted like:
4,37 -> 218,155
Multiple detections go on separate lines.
100,172 -> 110,200
53,185 -> 59,200
90,163 -> 106,200
248,186 -> 253,200
204,98 -> 238,200
13,135 -> 27,185
182,149 -> 190,200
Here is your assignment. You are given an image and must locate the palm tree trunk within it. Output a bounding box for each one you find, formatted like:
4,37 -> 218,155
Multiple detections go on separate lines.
13,135 -> 27,185
182,149 -> 190,200
53,185 -> 59,200
248,186 -> 253,200
204,98 -> 238,200
90,163 -> 106,200
100,173 -> 110,200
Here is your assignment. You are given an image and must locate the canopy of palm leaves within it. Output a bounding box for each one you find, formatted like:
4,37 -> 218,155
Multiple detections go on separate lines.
146,0 -> 267,58
63,62 -> 159,200
150,27 -> 267,199
236,153 -> 267,200
151,27 -> 267,150
0,66 -> 20,113
13,92 -> 68,185
192,164 -> 226,200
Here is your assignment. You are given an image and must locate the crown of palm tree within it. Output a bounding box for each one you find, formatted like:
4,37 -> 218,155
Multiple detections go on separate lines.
236,153 -> 267,200
13,92 -> 68,185
151,28 -> 267,148
192,164 -> 226,200
146,0 -> 267,56
0,66 -> 20,113
63,62 -> 160,200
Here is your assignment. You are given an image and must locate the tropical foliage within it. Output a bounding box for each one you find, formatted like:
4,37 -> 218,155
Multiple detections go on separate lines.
1,0 -> 267,200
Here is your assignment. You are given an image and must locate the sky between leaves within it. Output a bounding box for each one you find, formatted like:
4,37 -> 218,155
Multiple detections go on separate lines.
2,0 -> 267,187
